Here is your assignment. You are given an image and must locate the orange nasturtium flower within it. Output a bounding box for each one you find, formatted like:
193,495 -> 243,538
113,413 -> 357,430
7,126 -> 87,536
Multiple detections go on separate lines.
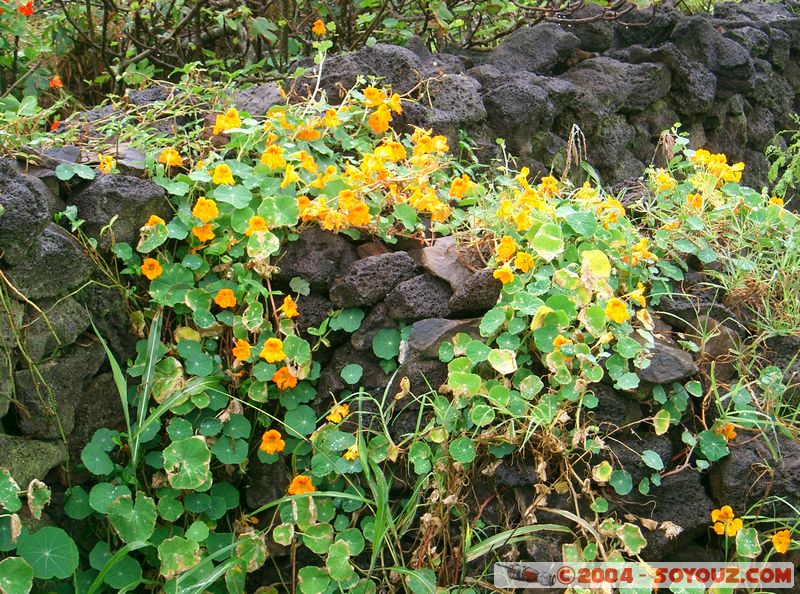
260,145 -> 286,169
259,338 -> 285,363
323,109 -> 339,128
343,444 -> 359,461
49,75 -> 63,89
711,505 -> 744,537
539,175 -> 559,197
714,423 -> 737,441
144,214 -> 165,227
496,236 -> 517,263
212,107 -> 241,135
605,298 -> 630,324
18,0 -> 33,17
772,530 -> 791,554
159,147 -> 183,168
259,430 -> 285,454
311,19 -> 326,36
628,283 -> 647,308
514,252 -> 535,273
553,335 -> 574,351
214,288 -> 237,309
654,168 -> 676,193
387,93 -> 402,113
686,192 -> 703,212
296,126 -> 322,142
288,475 -> 315,495
192,197 -> 219,223
232,339 -> 251,361
280,295 -> 299,318
98,154 -> 115,174
493,266 -> 514,285
326,403 -> 349,424
191,224 -> 215,242
363,87 -> 387,107
280,164 -> 300,189
449,174 -> 471,199
245,216 -> 268,236
368,104 -> 392,135
770,196 -> 785,207
272,367 -> 298,391
212,163 -> 235,185
141,258 -> 162,280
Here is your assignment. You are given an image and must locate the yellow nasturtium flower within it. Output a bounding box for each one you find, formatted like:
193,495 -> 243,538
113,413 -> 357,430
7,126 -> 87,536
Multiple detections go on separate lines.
605,298 -> 630,324
192,197 -> 219,223
212,164 -> 235,185
159,147 -> 183,168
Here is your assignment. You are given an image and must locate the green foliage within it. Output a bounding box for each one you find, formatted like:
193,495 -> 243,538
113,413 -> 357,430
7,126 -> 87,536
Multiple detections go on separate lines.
4,65 -> 799,590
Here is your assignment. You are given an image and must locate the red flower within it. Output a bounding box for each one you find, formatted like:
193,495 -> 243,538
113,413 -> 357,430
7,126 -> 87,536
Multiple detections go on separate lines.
49,75 -> 63,89
50,121 -> 60,132
18,0 -> 33,16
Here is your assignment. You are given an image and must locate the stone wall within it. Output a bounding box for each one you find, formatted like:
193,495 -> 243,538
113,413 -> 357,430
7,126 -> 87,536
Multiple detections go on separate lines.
0,159 -> 165,482
286,1 -> 800,190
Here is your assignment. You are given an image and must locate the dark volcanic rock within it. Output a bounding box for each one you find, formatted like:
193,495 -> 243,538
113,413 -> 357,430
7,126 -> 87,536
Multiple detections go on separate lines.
276,228 -> 358,294
350,302 -> 395,351
493,460 -> 539,488
15,341 -> 106,439
69,174 -> 168,251
587,383 -> 643,428
6,224 -> 93,300
762,335 -> 800,403
484,23 -> 580,75
68,372 -> 128,458
24,297 -> 91,362
316,344 -> 393,402
245,459 -> 291,510
392,358 -> 448,397
632,471 -> 715,561
0,160 -> 52,263
385,274 -> 452,322
709,434 -> 800,517
234,83 -> 284,115
407,318 -> 481,359
329,252 -> 418,308
448,269 -> 502,316
563,57 -> 672,115
637,338 -> 698,385
0,435 -> 67,487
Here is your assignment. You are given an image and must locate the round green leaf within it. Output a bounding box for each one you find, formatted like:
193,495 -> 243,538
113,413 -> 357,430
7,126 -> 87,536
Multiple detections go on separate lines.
16,527 -> 79,580
81,442 -> 115,476
0,557 -> 33,594
64,486 -> 91,520
89,483 -> 132,514
340,364 -> 363,385
449,437 -> 476,465
609,470 -> 633,496
298,566 -> 330,594
107,493 -> 157,544
326,540 -> 354,582
284,405 -> 317,438
303,523 -> 334,555
641,450 -> 664,471
163,437 -> 212,491
0,468 -> 22,513
157,536 -> 201,580
372,329 -> 401,360
330,309 -> 364,333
